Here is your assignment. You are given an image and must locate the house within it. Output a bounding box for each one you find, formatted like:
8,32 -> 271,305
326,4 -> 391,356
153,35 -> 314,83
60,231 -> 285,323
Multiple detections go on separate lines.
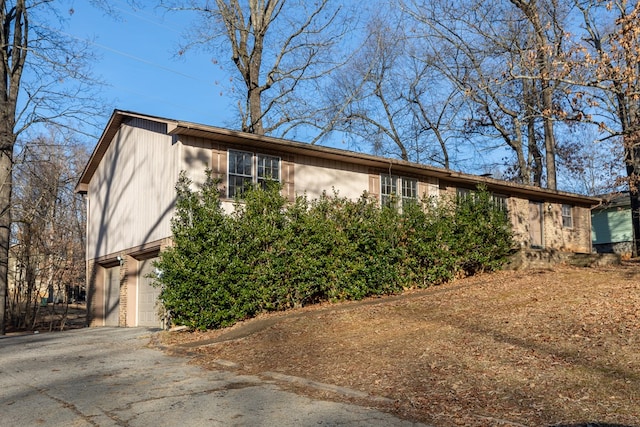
76,110 -> 600,328
591,192 -> 634,256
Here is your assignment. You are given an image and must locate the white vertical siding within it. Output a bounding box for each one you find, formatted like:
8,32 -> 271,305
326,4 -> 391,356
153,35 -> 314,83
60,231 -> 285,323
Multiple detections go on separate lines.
87,124 -> 179,260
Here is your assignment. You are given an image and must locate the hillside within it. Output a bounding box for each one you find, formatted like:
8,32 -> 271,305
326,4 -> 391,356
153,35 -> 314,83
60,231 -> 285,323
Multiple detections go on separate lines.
162,264 -> 640,427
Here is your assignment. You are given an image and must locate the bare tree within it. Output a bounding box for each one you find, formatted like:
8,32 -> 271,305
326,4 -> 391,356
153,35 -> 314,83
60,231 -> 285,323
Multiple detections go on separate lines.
0,1 -> 103,334
573,0 -> 640,256
8,135 -> 88,331
321,11 -> 461,166
403,0 -> 530,182
162,0 -> 348,137
324,15 -> 411,160
555,125 -> 623,196
402,0 -> 574,188
508,0 -> 572,190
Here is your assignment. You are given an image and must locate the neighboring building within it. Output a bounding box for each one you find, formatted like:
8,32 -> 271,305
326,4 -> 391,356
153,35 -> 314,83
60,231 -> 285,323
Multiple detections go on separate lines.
76,110 -> 600,328
592,192 -> 634,256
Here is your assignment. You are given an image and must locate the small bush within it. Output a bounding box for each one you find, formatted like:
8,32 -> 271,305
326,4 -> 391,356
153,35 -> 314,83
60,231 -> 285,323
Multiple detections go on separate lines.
154,171 -> 514,330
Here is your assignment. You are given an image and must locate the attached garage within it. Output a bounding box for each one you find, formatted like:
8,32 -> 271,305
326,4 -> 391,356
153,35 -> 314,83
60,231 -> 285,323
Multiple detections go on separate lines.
136,256 -> 163,328
96,250 -> 168,329
104,266 -> 120,326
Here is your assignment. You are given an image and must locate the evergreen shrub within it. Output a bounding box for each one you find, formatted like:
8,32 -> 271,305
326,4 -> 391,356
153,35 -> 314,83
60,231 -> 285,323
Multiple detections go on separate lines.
153,171 -> 513,330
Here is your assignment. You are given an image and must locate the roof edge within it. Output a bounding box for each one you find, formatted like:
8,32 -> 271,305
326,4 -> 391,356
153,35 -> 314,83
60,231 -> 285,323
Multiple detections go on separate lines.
75,110 -> 177,194
76,110 -> 602,206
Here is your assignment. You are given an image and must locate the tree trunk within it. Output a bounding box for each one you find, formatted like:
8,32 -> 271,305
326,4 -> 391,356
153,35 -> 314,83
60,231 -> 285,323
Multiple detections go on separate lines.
510,0 -> 559,190
625,133 -> 640,257
511,118 -> 530,184
524,79 -> 543,185
542,88 -> 557,190
527,121 -> 543,186
0,146 -> 13,335
247,85 -> 264,134
629,185 -> 640,258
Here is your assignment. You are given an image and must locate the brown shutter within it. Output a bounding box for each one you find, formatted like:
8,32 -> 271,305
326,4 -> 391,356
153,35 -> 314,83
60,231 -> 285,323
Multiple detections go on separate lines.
281,157 -> 295,202
369,173 -> 380,201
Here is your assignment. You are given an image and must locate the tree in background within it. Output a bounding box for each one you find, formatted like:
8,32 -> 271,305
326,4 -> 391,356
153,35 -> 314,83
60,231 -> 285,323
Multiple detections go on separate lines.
402,0 -> 575,188
508,0 -> 569,190
321,8 -> 461,166
573,0 -> 640,256
162,0 -> 350,137
324,14 -> 411,160
555,125 -> 623,195
8,137 -> 88,330
0,1 -> 103,334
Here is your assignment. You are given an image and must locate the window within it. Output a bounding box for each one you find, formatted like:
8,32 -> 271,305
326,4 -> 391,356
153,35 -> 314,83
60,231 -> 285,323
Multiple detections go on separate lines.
401,178 -> 418,207
257,154 -> 280,189
228,150 -> 280,198
228,150 -> 253,198
457,188 -> 471,199
381,175 -> 397,207
492,194 -> 508,213
562,204 -> 573,228
381,175 -> 418,209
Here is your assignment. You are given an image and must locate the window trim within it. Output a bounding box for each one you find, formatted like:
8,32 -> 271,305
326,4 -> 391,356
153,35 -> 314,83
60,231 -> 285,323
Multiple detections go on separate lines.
561,204 -> 573,229
256,153 -> 281,189
380,174 -> 418,210
401,177 -> 418,206
491,194 -> 509,213
227,149 -> 281,198
228,149 -> 253,199
457,188 -> 472,199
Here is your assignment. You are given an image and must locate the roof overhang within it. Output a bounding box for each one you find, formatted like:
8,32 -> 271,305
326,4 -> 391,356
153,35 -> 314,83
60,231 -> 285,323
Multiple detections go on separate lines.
75,110 -> 177,194
167,122 -> 601,206
76,110 -> 602,207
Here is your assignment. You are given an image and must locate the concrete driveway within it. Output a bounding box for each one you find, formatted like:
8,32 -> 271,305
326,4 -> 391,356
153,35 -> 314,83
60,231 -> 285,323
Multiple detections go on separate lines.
0,328 -> 424,426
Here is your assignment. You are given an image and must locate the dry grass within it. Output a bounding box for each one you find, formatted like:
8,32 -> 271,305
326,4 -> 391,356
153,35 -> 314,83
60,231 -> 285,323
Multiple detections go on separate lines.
161,264 -> 640,427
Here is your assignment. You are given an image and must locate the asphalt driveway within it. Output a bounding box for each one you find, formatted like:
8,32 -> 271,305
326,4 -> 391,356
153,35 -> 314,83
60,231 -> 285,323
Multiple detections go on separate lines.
0,328 -> 424,426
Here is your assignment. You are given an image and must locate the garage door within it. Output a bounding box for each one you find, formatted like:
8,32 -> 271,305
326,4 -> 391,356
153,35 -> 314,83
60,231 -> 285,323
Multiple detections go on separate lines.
104,266 -> 120,326
137,257 -> 162,327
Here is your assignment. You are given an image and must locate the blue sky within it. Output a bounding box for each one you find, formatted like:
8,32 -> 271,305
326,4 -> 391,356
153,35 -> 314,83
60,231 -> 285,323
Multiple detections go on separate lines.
67,2 -> 235,131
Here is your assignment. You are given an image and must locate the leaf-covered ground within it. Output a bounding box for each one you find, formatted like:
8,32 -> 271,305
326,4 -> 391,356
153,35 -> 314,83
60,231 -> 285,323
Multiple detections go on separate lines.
161,264 -> 640,427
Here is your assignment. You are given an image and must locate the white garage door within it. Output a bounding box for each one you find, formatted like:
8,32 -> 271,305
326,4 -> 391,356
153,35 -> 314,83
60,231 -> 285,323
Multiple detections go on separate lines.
137,257 -> 162,327
104,266 -> 120,326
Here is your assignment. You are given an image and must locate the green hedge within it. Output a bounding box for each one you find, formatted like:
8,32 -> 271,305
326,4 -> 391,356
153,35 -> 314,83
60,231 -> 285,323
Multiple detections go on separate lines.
153,170 -> 514,330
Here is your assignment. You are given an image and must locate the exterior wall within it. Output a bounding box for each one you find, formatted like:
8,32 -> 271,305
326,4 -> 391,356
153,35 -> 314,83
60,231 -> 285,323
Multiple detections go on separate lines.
294,155 -> 370,200
87,257 -> 123,327
592,206 -> 633,256
545,204 -> 592,253
593,241 -> 633,255
592,207 -> 633,245
179,135 -> 214,190
86,238 -> 170,328
117,262 -> 127,327
86,121 -> 179,261
86,259 -> 101,327
434,182 -> 593,253
421,176 -> 439,199
85,121 -> 207,328
505,197 -> 530,248
124,254 -> 137,327
505,200 -> 591,253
